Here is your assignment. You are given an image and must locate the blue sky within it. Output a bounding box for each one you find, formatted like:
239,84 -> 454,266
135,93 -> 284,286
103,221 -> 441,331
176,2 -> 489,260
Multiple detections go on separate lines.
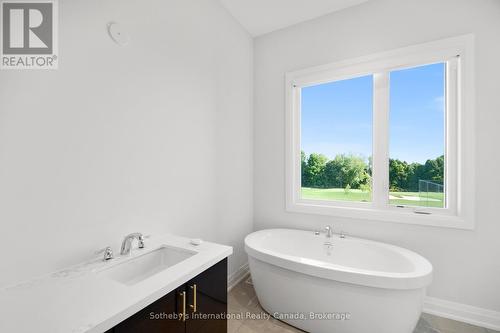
301,63 -> 445,164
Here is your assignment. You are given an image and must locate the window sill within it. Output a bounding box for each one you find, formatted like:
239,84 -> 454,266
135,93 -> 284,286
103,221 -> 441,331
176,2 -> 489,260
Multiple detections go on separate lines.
286,201 -> 474,230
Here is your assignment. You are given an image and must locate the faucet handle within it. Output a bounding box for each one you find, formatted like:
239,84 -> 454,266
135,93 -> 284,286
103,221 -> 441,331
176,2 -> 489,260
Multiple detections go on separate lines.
95,246 -> 114,261
138,234 -> 145,248
137,234 -> 152,248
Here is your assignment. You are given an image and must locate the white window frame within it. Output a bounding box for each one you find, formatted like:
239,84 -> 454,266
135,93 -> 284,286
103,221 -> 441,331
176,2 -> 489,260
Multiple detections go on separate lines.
285,35 -> 475,229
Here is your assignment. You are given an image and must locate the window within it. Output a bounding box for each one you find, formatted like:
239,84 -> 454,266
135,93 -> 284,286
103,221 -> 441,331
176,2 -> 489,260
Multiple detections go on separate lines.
389,63 -> 446,209
286,35 -> 475,228
301,75 -> 373,203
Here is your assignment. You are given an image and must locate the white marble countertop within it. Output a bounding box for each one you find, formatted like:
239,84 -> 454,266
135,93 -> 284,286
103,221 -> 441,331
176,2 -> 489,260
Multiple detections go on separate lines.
0,234 -> 233,333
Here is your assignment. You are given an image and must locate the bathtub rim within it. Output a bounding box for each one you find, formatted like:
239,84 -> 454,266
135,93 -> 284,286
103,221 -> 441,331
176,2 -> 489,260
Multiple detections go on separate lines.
244,228 -> 433,290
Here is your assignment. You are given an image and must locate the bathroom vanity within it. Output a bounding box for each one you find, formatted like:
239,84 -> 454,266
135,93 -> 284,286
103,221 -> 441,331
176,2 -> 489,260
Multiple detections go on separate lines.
107,258 -> 227,333
0,234 -> 232,333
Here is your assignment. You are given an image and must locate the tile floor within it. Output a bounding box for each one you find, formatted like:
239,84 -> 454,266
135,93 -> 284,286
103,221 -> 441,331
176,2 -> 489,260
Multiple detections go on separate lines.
228,277 -> 499,333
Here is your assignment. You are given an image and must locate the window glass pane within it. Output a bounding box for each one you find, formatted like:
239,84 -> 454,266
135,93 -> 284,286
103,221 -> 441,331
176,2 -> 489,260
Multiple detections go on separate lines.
300,75 -> 373,202
389,63 -> 446,208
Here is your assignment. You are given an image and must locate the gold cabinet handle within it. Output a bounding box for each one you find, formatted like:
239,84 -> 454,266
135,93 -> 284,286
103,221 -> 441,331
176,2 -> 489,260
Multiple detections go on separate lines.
179,291 -> 186,321
189,284 -> 197,313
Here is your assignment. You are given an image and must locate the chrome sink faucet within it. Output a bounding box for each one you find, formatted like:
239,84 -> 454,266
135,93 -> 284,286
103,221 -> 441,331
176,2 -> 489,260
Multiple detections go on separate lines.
120,232 -> 145,255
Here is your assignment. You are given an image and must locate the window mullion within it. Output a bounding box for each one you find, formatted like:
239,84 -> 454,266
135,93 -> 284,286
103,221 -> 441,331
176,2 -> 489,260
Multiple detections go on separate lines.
372,72 -> 390,209
445,57 -> 459,215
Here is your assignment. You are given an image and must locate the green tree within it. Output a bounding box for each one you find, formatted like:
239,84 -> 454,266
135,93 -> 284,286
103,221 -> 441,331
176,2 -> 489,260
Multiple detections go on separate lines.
324,154 -> 369,189
304,153 -> 328,187
389,159 -> 410,191
301,151 -> 307,186
301,152 -> 448,193
424,155 -> 444,183
390,155 -> 444,191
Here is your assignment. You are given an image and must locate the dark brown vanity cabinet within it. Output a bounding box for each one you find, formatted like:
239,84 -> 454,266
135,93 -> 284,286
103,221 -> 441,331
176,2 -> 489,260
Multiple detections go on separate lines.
107,258 -> 227,333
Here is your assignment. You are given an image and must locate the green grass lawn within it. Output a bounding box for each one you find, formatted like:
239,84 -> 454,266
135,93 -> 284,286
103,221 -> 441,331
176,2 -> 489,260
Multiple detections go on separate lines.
388,191 -> 444,208
301,187 -> 371,202
301,187 -> 444,208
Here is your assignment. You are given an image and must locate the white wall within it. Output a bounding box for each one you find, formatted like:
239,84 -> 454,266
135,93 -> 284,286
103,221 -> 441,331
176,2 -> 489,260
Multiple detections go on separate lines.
254,0 -> 500,312
0,0 -> 253,287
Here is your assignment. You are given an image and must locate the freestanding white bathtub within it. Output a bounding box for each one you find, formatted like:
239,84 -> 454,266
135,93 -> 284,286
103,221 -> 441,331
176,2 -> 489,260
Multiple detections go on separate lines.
245,229 -> 433,333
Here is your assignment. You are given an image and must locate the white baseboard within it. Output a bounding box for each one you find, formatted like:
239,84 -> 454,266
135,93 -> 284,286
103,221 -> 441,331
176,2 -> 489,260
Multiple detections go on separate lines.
424,296 -> 500,331
227,263 -> 250,292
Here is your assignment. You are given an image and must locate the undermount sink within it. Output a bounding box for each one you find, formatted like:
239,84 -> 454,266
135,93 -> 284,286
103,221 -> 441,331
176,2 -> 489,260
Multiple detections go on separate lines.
102,246 -> 196,285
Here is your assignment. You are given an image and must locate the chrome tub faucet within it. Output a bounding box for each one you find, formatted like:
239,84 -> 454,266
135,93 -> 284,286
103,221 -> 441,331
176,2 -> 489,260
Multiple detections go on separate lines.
324,225 -> 334,238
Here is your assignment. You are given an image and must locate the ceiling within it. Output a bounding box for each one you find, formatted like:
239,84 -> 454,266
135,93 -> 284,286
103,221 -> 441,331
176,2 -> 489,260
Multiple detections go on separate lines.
218,0 -> 370,37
